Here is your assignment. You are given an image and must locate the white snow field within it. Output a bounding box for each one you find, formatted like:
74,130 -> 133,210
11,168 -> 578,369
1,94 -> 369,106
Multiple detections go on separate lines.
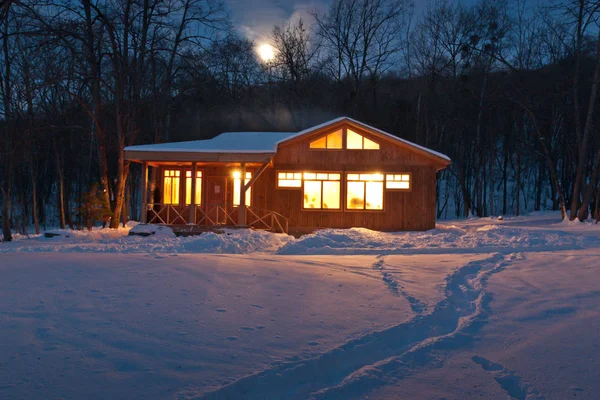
0,212 -> 599,399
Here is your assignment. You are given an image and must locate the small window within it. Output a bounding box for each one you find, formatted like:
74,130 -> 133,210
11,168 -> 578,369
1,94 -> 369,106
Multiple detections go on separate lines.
185,170 -> 202,205
347,129 -> 380,150
163,169 -> 181,205
386,174 -> 410,190
309,129 -> 343,149
303,172 -> 341,209
277,172 -> 302,188
233,171 -> 252,206
346,173 -> 384,210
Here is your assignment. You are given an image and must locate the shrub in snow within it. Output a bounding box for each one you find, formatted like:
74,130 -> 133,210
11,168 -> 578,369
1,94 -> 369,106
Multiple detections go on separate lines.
76,183 -> 112,231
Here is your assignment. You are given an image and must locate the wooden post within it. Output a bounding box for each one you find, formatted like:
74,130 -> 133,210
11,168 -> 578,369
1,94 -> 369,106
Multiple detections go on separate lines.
140,161 -> 148,222
238,162 -> 246,226
189,162 -> 197,224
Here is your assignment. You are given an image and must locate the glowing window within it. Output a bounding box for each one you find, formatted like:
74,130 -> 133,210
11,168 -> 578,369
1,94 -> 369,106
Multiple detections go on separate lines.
185,170 -> 203,205
346,129 -> 380,150
309,129 -> 343,149
303,172 -> 341,209
163,169 -> 180,205
386,174 -> 411,190
346,173 -> 383,210
277,172 -> 302,188
233,171 -> 252,206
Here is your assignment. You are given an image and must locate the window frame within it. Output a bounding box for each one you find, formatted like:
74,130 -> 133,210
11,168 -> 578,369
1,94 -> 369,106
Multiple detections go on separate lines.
308,128 -> 344,151
344,172 -> 386,212
276,171 -> 303,190
162,168 -> 181,205
300,171 -> 343,211
385,172 -> 412,192
185,170 -> 203,205
308,127 -> 381,151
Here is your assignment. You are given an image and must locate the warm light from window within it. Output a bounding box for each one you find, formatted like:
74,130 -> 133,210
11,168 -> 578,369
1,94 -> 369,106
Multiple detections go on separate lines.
185,170 -> 202,205
386,174 -> 410,189
347,173 -> 383,210
309,129 -> 343,149
302,172 -> 341,209
278,172 -> 302,188
163,169 -> 180,205
233,171 -> 252,206
347,129 -> 380,150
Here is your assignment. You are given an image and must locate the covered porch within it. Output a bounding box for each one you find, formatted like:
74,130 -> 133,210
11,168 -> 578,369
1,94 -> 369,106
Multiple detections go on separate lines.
125,139 -> 290,234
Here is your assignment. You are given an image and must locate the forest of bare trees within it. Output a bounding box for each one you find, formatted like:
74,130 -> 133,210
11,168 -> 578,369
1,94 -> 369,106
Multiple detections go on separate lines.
1,0 -> 600,241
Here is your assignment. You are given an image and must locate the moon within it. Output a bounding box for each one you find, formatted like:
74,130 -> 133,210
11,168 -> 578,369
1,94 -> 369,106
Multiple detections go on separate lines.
258,43 -> 275,62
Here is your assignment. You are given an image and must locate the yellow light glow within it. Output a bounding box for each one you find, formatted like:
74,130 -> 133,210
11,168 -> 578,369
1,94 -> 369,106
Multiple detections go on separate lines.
258,43 -> 275,62
233,171 -> 241,179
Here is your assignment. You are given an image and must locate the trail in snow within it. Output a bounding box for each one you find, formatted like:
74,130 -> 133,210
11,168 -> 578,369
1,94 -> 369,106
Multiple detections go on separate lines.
189,253 -> 514,400
472,356 -> 545,400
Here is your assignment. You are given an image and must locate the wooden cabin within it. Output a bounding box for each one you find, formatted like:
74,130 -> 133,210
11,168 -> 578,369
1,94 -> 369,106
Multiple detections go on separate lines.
124,117 -> 451,234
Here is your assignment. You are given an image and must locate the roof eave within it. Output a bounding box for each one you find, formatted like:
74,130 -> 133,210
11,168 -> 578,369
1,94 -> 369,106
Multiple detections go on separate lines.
124,150 -> 275,163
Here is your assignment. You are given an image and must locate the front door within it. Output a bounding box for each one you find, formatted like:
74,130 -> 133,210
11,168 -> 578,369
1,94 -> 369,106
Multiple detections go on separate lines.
205,176 -> 227,224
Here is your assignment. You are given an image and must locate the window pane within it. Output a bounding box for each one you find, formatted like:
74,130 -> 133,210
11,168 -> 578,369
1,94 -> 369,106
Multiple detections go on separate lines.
233,174 -> 252,206
402,174 -> 410,181
310,136 -> 327,149
327,129 -> 343,149
329,173 -> 341,180
279,180 -> 301,188
304,181 -> 321,209
317,173 -> 328,180
347,181 -> 365,209
293,173 -> 302,179
278,172 -> 286,179
196,177 -> 202,204
172,176 -> 180,205
347,173 -> 359,181
347,129 -> 363,149
304,172 -> 316,180
164,177 -> 172,204
186,177 -> 192,205
364,137 -> 380,149
386,181 -> 410,189
366,182 -> 383,210
323,181 -> 340,209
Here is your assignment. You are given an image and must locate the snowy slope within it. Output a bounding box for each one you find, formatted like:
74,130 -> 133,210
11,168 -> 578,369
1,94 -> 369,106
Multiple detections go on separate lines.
0,212 -> 599,399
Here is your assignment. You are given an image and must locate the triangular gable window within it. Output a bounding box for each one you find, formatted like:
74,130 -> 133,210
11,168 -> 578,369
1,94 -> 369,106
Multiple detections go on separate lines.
347,129 -> 380,150
310,129 -> 343,149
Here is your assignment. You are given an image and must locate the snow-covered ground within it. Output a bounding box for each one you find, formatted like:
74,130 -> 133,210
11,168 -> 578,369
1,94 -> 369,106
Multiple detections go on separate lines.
0,212 -> 599,399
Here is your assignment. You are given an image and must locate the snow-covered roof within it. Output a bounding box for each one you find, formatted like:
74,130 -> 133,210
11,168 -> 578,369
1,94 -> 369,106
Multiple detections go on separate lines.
125,117 -> 450,164
125,131 -> 297,154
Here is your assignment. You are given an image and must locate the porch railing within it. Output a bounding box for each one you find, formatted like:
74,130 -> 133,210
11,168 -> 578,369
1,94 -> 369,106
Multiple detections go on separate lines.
146,203 -> 289,234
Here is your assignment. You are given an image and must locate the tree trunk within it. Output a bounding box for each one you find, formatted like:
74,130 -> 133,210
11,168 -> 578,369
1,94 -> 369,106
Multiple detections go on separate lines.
571,30 -> 600,220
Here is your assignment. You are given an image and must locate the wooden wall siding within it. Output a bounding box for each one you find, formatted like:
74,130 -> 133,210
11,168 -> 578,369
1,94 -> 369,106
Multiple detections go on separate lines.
153,123 -> 442,232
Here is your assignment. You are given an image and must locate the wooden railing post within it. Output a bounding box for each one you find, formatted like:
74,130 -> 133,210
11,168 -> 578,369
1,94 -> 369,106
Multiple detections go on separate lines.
140,162 -> 148,223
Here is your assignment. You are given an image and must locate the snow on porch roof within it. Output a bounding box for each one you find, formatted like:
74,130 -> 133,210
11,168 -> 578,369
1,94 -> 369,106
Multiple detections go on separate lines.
125,131 -> 297,154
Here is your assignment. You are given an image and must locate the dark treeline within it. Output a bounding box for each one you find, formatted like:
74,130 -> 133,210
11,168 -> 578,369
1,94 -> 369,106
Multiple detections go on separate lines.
1,0 -> 599,241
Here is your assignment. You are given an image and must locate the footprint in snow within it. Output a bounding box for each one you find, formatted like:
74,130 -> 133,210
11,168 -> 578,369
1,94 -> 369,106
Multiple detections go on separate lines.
215,308 -> 227,313
240,327 -> 254,331
307,341 -> 320,346
227,336 -> 238,341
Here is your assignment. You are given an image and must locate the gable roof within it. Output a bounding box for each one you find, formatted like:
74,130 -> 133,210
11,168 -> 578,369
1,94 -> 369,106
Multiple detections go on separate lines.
124,117 -> 451,166
277,117 -> 451,163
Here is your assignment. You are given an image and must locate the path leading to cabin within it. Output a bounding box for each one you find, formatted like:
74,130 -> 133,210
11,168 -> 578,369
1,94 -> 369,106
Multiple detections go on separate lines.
1,213 -> 600,399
